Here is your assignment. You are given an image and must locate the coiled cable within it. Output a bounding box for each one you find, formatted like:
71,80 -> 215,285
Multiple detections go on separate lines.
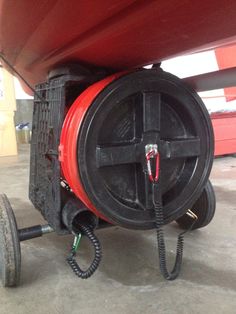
153,182 -> 197,280
67,223 -> 102,279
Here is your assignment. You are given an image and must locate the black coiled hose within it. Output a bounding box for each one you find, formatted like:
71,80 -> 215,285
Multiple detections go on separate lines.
67,224 -> 102,279
153,182 -> 196,280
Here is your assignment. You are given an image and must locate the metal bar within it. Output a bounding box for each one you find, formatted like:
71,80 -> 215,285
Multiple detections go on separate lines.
18,224 -> 54,242
183,66 -> 236,92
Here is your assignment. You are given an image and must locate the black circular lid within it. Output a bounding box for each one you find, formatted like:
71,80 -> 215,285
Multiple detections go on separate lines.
78,69 -> 214,229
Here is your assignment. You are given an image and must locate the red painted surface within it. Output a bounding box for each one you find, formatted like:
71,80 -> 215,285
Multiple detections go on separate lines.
59,72 -> 123,220
211,113 -> 236,156
215,45 -> 236,102
1,0 -> 236,91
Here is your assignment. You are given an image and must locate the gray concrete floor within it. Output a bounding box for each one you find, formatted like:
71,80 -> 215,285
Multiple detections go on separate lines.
0,144 -> 236,314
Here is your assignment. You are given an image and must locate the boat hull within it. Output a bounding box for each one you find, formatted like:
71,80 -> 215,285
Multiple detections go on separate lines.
1,0 -> 236,90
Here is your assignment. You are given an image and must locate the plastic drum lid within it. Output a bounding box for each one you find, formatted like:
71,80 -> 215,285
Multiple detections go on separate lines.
60,69 -> 214,229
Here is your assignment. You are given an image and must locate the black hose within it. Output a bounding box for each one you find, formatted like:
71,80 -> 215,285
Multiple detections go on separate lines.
153,182 -> 196,280
67,224 -> 102,279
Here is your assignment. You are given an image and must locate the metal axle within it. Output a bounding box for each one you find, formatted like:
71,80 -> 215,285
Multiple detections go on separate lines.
184,66 -> 236,92
18,224 -> 54,242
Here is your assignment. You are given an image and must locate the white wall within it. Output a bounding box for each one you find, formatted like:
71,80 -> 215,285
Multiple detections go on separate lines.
13,77 -> 33,100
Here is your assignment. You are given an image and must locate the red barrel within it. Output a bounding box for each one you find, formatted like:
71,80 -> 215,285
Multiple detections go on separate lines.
59,73 -> 122,220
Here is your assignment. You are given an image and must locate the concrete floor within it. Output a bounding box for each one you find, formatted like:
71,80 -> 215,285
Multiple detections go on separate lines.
0,144 -> 236,314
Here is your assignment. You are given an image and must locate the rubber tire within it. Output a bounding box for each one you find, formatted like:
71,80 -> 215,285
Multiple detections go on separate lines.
176,180 -> 216,230
0,194 -> 21,287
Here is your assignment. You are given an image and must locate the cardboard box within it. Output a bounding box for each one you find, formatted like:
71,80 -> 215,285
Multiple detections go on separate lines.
0,67 -> 16,111
0,110 -> 17,156
0,67 -> 17,156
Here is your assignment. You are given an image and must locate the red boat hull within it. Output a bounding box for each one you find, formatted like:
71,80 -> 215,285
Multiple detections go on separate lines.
1,0 -> 236,91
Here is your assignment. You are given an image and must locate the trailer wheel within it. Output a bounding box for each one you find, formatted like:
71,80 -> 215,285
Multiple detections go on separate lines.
0,194 -> 21,287
176,180 -> 216,230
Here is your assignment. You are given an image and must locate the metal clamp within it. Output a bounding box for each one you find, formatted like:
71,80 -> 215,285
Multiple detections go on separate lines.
145,144 -> 160,182
186,209 -> 198,221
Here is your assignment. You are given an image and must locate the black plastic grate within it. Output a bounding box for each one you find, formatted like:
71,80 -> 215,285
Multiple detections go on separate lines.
29,67 -> 108,234
29,78 -> 66,233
